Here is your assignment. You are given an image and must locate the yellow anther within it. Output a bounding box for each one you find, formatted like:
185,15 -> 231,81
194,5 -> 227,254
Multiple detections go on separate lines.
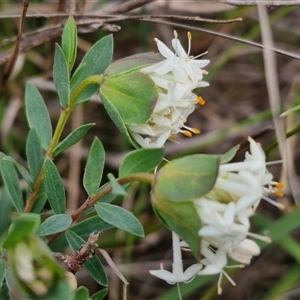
192,128 -> 201,134
202,70 -> 208,75
168,135 -> 175,141
276,182 -> 285,189
187,32 -> 192,40
182,130 -> 192,137
173,30 -> 178,38
197,96 -> 206,105
275,190 -> 284,197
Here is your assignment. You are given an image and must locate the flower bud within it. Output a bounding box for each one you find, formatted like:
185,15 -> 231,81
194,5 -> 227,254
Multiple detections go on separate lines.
7,235 -> 65,297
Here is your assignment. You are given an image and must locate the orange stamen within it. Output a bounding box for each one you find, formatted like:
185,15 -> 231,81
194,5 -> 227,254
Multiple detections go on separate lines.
182,130 -> 192,137
275,190 -> 284,197
192,128 -> 201,134
276,182 -> 285,189
187,32 -> 192,40
197,96 -> 206,105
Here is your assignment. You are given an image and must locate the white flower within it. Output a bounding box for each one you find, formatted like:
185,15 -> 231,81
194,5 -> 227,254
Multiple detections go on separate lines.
127,31 -> 209,148
150,232 -> 202,284
196,200 -> 248,249
227,239 -> 260,264
198,241 -> 240,295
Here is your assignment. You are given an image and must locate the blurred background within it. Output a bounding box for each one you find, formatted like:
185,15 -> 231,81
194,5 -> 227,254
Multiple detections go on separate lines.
1,1 -> 300,299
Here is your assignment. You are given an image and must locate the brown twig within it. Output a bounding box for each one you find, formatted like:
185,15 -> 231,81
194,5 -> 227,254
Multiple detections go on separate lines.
0,0 -> 30,92
213,0 -> 300,5
101,0 -> 157,14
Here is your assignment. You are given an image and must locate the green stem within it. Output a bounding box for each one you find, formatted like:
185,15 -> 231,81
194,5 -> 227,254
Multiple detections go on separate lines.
48,172 -> 155,244
24,74 -> 103,213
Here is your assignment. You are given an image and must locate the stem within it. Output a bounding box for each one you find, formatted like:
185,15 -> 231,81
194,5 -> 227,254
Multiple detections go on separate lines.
24,74 -> 103,213
48,172 -> 154,244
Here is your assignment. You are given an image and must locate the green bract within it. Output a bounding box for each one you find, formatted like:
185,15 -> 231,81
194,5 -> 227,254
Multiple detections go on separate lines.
99,53 -> 163,147
151,154 -> 219,257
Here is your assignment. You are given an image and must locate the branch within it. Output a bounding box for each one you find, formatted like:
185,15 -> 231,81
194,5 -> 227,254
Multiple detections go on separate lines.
101,0 -> 157,14
213,0 -> 300,5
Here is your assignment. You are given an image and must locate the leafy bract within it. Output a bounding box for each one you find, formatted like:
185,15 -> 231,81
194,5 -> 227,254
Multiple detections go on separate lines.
151,154 -> 219,256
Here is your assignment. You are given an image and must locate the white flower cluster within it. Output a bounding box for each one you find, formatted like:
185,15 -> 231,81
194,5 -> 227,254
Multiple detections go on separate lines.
150,137 -> 284,294
127,31 -> 209,148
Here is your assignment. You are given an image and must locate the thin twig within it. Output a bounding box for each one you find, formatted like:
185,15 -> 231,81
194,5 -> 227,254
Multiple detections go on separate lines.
101,0 -> 157,14
0,0 -> 30,91
213,0 -> 300,5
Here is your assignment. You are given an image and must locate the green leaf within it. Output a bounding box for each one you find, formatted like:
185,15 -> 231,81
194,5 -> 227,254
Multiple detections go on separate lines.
49,215 -> 113,252
37,214 -> 72,236
0,187 -> 13,238
0,259 -> 5,287
44,158 -> 66,214
220,144 -> 240,164
107,173 -> 128,196
65,231 -> 108,286
53,44 -> 70,108
0,153 -> 24,212
73,286 -> 89,300
25,83 -> 52,150
52,123 -> 95,156
26,129 -> 44,182
151,154 -> 219,256
0,282 -> 10,300
71,35 -> 113,94
90,289 -> 108,300
2,156 -> 33,190
100,71 -> 157,125
62,16 -> 77,72
2,214 -> 40,249
83,138 -> 105,196
95,203 -> 144,237
119,148 -> 163,177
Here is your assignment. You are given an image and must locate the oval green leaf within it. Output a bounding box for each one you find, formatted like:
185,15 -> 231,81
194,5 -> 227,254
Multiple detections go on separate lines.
44,158 -> 66,214
37,214 -> 72,236
0,153 -> 24,212
53,44 -> 70,108
52,123 -> 95,156
119,148 -> 163,177
25,83 -> 52,150
95,203 -> 144,237
2,214 -> 40,249
83,138 -> 105,196
91,289 -> 108,300
26,129 -> 44,182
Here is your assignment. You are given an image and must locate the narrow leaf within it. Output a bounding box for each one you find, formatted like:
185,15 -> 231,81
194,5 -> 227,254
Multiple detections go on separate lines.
44,158 -> 66,214
37,214 -> 72,236
26,129 -> 44,182
119,148 -> 163,177
0,259 -> 5,288
73,287 -> 89,300
65,231 -> 108,286
107,173 -> 128,196
25,83 -> 52,149
220,144 -> 240,164
2,214 -> 40,249
83,138 -> 105,196
95,203 -> 144,237
62,16 -> 77,72
52,123 -> 95,156
0,187 -> 13,238
0,153 -> 24,212
2,156 -> 33,190
71,35 -> 113,93
53,44 -> 70,108
90,289 -> 108,300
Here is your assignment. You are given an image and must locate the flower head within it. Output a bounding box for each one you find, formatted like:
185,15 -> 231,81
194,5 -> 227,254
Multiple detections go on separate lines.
127,31 -> 209,148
